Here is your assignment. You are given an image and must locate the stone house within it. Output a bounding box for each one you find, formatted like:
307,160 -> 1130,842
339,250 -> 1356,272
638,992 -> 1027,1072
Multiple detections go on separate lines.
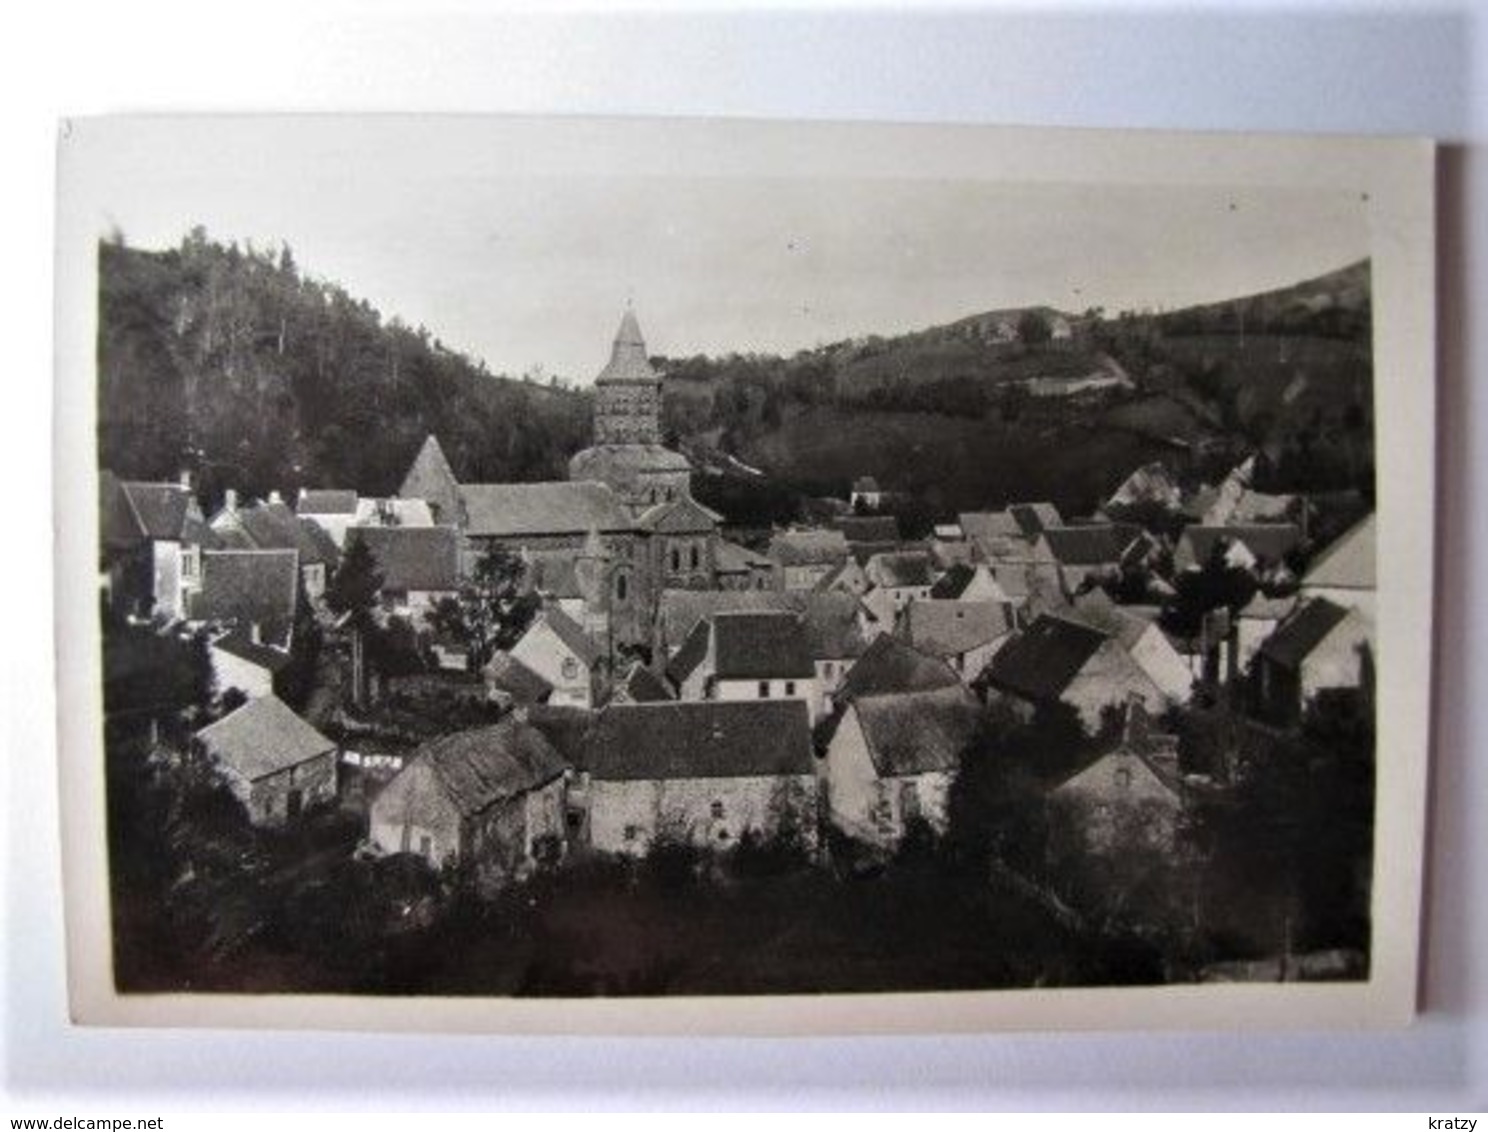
192,694 -> 337,827
210,490 -> 340,602
295,488 -> 360,548
576,700 -> 818,855
769,529 -> 852,592
188,548 -> 300,652
344,525 -> 461,626
508,604 -> 606,709
863,550 -> 936,613
900,599 -> 1017,683
207,627 -> 292,701
1252,597 -> 1374,725
98,471 -> 217,623
1066,589 -> 1194,705
666,610 -> 821,722
833,633 -> 963,710
822,684 -> 982,848
367,716 -> 569,885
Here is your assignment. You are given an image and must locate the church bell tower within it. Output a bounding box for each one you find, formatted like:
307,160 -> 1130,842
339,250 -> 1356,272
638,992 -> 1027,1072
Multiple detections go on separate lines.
593,308 -> 663,445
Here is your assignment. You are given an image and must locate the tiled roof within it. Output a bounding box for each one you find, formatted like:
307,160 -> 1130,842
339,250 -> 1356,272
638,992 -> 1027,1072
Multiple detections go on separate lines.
297,517 -> 341,569
865,550 -> 935,589
482,651 -> 554,704
1303,513 -> 1375,591
211,629 -> 293,673
1040,525 -> 1130,566
522,704 -> 596,768
713,611 -> 816,680
191,549 -> 299,650
929,563 -> 975,599
658,589 -> 867,663
231,500 -> 338,566
617,660 -> 674,703
769,529 -> 850,567
714,539 -> 771,574
345,526 -> 459,592
1257,598 -> 1352,669
832,515 -> 900,543
958,511 -> 1024,543
99,471 -> 145,553
459,481 -> 634,538
595,309 -> 660,385
414,717 -> 569,816
195,694 -> 335,781
296,489 -> 358,515
1179,524 -> 1303,568
1067,590 -> 1149,651
584,700 -> 814,781
120,481 -> 194,541
851,686 -> 982,777
1009,502 -> 1063,536
902,600 -> 1016,658
665,618 -> 712,687
984,614 -> 1108,701
837,633 -> 962,704
533,604 -> 602,668
398,435 -> 462,523
637,494 -> 722,534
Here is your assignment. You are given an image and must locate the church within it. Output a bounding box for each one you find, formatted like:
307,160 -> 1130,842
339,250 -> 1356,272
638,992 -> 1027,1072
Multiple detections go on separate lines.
397,309 -> 727,651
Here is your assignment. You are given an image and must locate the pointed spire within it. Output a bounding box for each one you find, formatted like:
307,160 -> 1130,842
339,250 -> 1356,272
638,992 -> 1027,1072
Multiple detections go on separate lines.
398,434 -> 461,524
596,307 -> 658,385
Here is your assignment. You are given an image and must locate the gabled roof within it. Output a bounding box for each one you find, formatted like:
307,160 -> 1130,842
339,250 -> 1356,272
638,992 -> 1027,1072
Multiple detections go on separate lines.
190,549 -> 299,650
1178,524 -> 1303,568
522,704 -> 596,768
714,539 -> 772,574
769,528 -> 850,567
713,611 -> 816,680
1067,589 -> 1149,651
1009,502 -> 1063,536
902,600 -> 1016,658
616,660 -> 674,703
1257,598 -> 1353,669
414,717 -> 569,816
929,563 -> 976,599
584,700 -> 814,781
852,476 -> 881,493
522,551 -> 582,600
99,471 -> 146,553
459,481 -> 634,538
195,695 -> 335,781
832,515 -> 900,543
230,500 -> 339,567
984,614 -> 1109,701
345,525 -> 459,592
958,511 -> 1024,543
595,308 -> 660,385
1040,525 -> 1130,567
119,481 -> 195,541
210,628 -> 293,673
850,686 -> 982,777
398,435 -> 462,522
665,617 -> 712,687
836,633 -> 962,704
482,651 -> 554,704
1303,513 -> 1375,591
530,604 -> 603,668
296,489 -> 358,516
637,494 -> 722,534
865,550 -> 935,589
656,589 -> 867,661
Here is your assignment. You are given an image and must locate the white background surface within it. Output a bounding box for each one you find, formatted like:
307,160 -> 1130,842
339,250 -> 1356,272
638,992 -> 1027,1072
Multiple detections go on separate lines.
2,0 -> 1485,1111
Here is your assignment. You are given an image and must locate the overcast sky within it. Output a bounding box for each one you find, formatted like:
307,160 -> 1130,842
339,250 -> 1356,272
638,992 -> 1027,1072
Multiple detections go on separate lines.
90,125 -> 1370,383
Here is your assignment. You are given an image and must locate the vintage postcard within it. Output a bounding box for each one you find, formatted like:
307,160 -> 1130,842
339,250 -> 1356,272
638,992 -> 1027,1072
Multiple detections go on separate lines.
53,117 -> 1435,1033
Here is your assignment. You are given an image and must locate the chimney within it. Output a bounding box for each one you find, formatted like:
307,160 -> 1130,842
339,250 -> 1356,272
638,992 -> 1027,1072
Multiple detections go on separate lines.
248,621 -> 261,646
224,488 -> 239,513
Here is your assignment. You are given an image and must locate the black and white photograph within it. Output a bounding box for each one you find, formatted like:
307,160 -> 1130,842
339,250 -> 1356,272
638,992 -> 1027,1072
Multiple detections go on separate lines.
52,117 -> 1436,1031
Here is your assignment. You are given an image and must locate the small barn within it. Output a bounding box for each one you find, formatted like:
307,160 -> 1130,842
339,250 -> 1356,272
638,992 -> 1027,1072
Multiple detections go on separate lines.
193,694 -> 338,827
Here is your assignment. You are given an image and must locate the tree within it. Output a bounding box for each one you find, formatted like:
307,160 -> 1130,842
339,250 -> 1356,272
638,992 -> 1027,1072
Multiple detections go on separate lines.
437,545 -> 539,668
326,538 -> 383,706
1017,310 -> 1052,347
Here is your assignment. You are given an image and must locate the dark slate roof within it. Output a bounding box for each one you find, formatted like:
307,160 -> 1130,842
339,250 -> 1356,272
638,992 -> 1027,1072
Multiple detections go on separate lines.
637,494 -> 722,534
534,604 -> 602,668
232,500 -> 338,567
903,600 -> 1016,658
522,705 -> 597,768
713,612 -> 816,680
99,471 -> 145,554
297,517 -> 342,570
296,489 -> 358,515
595,308 -> 660,385
414,717 -> 569,817
1257,598 -> 1353,669
796,593 -> 869,659
195,694 -> 335,781
1180,524 -> 1303,567
866,551 -> 935,588
584,700 -> 814,781
958,511 -> 1024,543
832,515 -> 900,543
666,617 -> 712,687
191,549 -> 299,650
769,529 -> 850,567
852,686 -> 982,777
984,614 -> 1108,701
459,481 -> 634,538
929,563 -> 976,599
345,526 -> 459,592
120,481 -> 193,540
482,651 -> 554,704
211,628 -> 293,673
1009,502 -> 1063,536
617,661 -> 674,703
837,633 -> 962,704
1040,525 -> 1130,566
656,589 -> 866,659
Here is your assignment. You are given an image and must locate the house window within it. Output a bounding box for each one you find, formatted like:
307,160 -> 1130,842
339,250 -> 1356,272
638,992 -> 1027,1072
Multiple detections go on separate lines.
785,681 -> 796,696
561,657 -> 579,680
1114,766 -> 1133,790
670,548 -> 681,572
711,800 -> 725,820
758,681 -> 770,698
689,545 -> 700,569
615,573 -> 628,601
181,548 -> 199,580
623,824 -> 639,843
